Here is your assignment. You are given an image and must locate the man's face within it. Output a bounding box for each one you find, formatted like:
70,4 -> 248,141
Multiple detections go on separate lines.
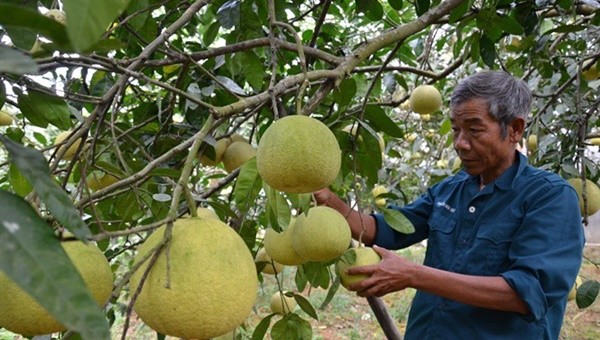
450,98 -> 522,185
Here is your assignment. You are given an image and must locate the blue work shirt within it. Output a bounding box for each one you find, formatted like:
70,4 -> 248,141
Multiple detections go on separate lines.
372,152 -> 585,339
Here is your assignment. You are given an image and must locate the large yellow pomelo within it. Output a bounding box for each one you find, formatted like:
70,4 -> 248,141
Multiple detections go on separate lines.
200,138 -> 230,166
0,110 -> 14,126
86,172 -> 119,191
222,141 -> 256,173
409,85 -> 442,115
292,206 -> 351,262
270,291 -> 296,315
255,247 -> 285,275
256,115 -> 341,193
54,131 -> 83,160
130,218 -> 258,339
263,218 -> 305,266
336,247 -> 381,289
0,241 -> 113,336
567,178 -> 600,215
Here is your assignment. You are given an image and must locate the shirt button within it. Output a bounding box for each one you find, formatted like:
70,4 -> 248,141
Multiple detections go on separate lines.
468,206 -> 476,213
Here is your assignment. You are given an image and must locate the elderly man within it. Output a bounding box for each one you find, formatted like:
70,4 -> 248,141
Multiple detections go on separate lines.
315,71 -> 585,339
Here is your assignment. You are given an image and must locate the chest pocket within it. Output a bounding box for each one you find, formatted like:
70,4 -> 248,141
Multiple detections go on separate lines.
426,209 -> 457,270
472,221 -> 519,274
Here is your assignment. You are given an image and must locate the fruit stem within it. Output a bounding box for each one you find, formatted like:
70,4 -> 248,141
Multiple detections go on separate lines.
166,115 -> 216,220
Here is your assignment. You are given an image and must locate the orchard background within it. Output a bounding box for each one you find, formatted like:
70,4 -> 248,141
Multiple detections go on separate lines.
0,0 -> 599,339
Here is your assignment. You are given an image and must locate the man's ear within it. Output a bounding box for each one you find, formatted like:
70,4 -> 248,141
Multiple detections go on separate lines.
509,118 -> 525,143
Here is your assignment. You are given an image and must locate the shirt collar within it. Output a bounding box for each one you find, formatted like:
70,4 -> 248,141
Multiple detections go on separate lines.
463,151 -> 528,190
493,151 -> 528,191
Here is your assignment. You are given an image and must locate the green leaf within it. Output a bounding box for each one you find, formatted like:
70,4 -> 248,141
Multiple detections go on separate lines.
576,280 -> 599,309
234,157 -> 262,208
264,184 -> 291,231
479,35 -> 496,68
17,91 -> 73,130
439,118 -> 452,136
497,15 -> 524,35
0,136 -> 91,240
301,261 -> 331,289
543,24 -> 586,35
414,0 -> 430,16
381,208 -> 415,234
125,0 -> 149,31
293,293 -> 318,320
287,193 -> 312,213
271,313 -> 313,340
332,78 -> 357,107
319,276 -> 341,310
242,51 -> 265,91
63,0 -> 131,52
251,313 -> 275,340
389,0 -> 403,11
0,4 -> 70,47
364,106 -> 403,138
0,45 -> 39,75
203,21 -> 220,46
449,0 -> 471,23
8,163 -> 32,197
0,190 -> 110,339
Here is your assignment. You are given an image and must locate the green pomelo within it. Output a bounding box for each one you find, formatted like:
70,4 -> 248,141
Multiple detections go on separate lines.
256,115 -> 341,193
263,218 -> 305,266
130,218 -> 258,339
292,206 -> 351,262
0,241 -> 113,336
336,247 -> 381,289
567,178 -> 600,215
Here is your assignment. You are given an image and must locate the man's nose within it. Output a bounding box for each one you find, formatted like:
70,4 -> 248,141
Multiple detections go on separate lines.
454,132 -> 470,151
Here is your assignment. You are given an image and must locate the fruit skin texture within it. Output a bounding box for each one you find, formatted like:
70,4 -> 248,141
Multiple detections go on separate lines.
263,218 -> 305,265
336,247 -> 381,289
222,141 -> 256,173
255,247 -> 285,275
0,110 -> 14,126
527,134 -> 538,153
292,206 -> 352,262
0,241 -> 113,337
200,138 -> 230,166
567,178 -> 600,216
86,173 -> 119,191
256,115 -> 341,193
54,131 -> 82,160
130,218 -> 258,339
195,207 -> 219,219
409,85 -> 442,115
270,291 -> 296,315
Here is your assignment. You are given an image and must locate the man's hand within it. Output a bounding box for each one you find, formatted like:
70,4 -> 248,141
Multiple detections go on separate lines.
346,245 -> 417,297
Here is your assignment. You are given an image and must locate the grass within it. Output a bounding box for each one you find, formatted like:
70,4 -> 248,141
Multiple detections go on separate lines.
1,244 -> 598,340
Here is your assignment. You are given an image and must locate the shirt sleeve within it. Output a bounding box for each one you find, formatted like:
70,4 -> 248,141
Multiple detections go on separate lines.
372,186 -> 436,250
501,181 -> 585,322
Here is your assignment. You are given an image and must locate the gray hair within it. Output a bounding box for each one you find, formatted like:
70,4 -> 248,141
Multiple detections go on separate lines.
450,71 -> 532,138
